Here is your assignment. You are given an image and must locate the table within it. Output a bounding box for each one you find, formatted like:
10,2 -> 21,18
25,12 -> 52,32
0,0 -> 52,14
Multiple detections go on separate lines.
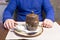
5,22 -> 60,40
0,22 -> 8,40
0,22 -> 60,40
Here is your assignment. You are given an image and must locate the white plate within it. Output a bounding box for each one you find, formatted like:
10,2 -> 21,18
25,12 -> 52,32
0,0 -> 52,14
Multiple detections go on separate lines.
14,24 -> 43,37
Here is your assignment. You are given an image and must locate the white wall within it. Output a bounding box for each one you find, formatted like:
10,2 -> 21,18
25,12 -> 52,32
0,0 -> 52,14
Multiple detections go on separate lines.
0,5 -> 7,22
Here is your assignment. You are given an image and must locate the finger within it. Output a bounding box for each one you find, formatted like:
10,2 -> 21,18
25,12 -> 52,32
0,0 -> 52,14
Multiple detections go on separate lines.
46,24 -> 51,28
8,21 -> 13,29
46,22 -> 52,28
14,22 -> 18,26
4,23 -> 7,29
6,22 -> 10,29
11,22 -> 15,28
9,21 -> 17,28
48,24 -> 52,28
43,22 -> 47,27
42,22 -> 47,27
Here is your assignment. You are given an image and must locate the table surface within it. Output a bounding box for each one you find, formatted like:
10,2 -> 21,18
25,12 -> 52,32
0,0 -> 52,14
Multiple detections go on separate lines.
0,22 -> 8,40
6,22 -> 60,40
0,22 -> 60,40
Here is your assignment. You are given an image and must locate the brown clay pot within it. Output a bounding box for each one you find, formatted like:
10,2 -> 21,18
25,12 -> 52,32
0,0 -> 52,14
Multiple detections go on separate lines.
26,12 -> 39,31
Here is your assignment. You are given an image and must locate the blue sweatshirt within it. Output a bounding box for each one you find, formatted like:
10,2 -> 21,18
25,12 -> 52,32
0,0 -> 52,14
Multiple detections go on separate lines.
3,0 -> 55,22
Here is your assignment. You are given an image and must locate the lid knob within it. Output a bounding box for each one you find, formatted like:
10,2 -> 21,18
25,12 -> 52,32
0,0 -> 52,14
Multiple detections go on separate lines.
31,11 -> 34,14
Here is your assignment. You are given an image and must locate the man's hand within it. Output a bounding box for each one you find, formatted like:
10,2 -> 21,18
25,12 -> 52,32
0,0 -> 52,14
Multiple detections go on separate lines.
4,19 -> 17,29
42,19 -> 54,28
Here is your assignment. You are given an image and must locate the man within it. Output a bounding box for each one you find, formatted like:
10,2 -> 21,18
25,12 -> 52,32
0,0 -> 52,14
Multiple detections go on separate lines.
3,0 -> 55,29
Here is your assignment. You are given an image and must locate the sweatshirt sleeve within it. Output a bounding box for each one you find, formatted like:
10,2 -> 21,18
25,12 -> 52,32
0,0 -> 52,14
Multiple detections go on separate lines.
3,0 -> 17,23
42,0 -> 55,22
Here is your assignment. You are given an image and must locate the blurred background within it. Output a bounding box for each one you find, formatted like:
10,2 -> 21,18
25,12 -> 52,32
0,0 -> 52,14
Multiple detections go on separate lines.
0,0 -> 60,23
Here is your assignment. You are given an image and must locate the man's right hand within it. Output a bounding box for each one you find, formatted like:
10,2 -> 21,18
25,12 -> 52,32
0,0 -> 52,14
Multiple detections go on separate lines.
4,19 -> 17,29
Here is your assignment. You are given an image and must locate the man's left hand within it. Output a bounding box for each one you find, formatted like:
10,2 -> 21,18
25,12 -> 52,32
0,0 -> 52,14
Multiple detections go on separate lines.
42,19 -> 54,28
